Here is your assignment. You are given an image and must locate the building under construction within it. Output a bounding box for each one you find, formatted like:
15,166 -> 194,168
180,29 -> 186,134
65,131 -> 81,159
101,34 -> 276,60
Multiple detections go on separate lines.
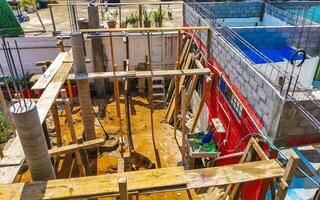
0,0 -> 320,199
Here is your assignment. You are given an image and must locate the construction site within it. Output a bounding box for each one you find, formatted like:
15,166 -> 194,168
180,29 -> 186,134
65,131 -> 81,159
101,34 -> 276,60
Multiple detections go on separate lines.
0,0 -> 320,199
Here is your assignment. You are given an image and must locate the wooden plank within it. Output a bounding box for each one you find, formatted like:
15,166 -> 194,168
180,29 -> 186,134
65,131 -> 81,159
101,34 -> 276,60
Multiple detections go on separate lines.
276,152 -> 300,200
80,26 -> 210,33
37,63 -> 73,124
190,75 -> 213,133
186,159 -> 284,189
0,160 -> 285,199
48,138 -> 105,157
166,54 -> 193,122
0,167 -> 186,200
0,136 -> 24,184
68,68 -> 211,80
31,52 -> 68,90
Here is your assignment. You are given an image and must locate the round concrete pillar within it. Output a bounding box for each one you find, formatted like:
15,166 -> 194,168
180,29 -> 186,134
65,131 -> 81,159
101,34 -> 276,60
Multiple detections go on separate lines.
10,100 -> 56,181
71,32 -> 96,140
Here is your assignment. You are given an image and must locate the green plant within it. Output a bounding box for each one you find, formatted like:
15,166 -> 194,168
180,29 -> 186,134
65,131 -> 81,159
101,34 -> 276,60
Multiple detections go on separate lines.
143,8 -> 152,23
0,114 -> 11,143
19,0 -> 36,7
106,10 -> 119,23
127,11 -> 139,25
152,8 -> 165,22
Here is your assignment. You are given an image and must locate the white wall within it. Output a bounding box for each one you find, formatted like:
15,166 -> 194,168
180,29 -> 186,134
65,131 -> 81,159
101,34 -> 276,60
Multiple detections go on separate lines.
257,56 -> 319,89
190,91 -> 209,132
0,33 -> 179,77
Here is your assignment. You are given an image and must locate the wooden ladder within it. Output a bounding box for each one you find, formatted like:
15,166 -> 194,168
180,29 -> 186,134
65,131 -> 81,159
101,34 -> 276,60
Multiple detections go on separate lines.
152,76 -> 166,100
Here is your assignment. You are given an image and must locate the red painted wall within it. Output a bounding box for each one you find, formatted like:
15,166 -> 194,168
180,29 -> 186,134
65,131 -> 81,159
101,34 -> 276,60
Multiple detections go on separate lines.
186,27 -> 271,200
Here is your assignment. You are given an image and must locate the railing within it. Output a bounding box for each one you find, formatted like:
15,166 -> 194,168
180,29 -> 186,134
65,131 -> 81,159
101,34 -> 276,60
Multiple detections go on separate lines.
46,1 -> 184,34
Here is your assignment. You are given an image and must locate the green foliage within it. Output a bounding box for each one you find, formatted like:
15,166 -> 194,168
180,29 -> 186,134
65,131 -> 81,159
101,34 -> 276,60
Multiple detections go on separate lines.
106,9 -> 119,23
127,11 -> 139,25
0,113 -> 11,143
152,7 -> 165,22
19,0 -> 36,7
143,7 -> 152,23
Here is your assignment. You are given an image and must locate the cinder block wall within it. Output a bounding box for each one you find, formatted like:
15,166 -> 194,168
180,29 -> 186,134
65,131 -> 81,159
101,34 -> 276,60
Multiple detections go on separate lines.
185,4 -> 285,139
275,100 -> 320,147
232,26 -> 320,56
265,3 -> 319,26
198,2 -> 262,18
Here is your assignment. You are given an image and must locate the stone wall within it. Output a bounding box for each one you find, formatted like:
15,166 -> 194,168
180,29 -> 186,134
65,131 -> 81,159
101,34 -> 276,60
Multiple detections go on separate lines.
184,4 -> 285,138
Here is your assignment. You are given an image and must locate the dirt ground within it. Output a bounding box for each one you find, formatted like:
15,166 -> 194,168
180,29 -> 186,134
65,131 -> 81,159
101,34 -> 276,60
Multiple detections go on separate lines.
14,94 -> 204,199
21,0 -> 183,35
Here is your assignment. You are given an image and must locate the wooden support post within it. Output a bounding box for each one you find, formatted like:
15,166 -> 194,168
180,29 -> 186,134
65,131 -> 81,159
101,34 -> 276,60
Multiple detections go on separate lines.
51,103 -> 62,146
123,60 -> 133,150
177,31 -> 181,65
78,138 -> 92,176
224,138 -> 254,200
190,74 -> 213,133
206,29 -> 212,61
173,63 -> 179,138
49,5 -> 57,36
0,88 -> 15,136
118,177 -> 128,200
0,148 -> 3,159
35,8 -> 46,31
275,152 -> 300,200
147,32 -> 155,139
181,86 -> 187,165
186,74 -> 198,109
139,5 -> 143,28
109,32 -> 121,119
119,6 -> 122,26
60,89 -> 85,177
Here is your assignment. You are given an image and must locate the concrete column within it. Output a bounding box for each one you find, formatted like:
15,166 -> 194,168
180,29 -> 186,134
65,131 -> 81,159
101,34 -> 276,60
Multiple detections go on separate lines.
10,100 -> 55,181
71,32 -> 96,140
88,6 -> 106,97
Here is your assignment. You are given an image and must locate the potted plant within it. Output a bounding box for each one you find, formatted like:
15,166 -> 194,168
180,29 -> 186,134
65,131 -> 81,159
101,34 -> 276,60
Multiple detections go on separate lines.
127,11 -> 139,28
105,10 -> 119,28
143,8 -> 152,28
152,8 -> 165,27
121,16 -> 129,28
20,0 -> 36,13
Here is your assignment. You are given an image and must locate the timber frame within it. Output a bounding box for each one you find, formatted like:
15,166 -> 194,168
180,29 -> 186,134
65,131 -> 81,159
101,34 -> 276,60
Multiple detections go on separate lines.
0,26 -> 301,200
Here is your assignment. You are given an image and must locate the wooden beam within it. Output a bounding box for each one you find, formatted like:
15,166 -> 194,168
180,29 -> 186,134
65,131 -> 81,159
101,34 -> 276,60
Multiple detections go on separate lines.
119,177 -> 128,200
173,62 -> 180,138
186,159 -> 284,189
37,63 -> 73,124
190,74 -> 213,133
0,88 -> 15,135
275,152 -> 300,200
186,74 -> 199,109
60,89 -> 85,176
0,160 -> 284,199
68,68 -> 211,80
0,136 -> 24,184
181,86 -> 187,165
80,26 -> 210,33
51,103 -> 62,146
48,138 -> 105,157
31,52 -> 68,90
123,60 -> 133,150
